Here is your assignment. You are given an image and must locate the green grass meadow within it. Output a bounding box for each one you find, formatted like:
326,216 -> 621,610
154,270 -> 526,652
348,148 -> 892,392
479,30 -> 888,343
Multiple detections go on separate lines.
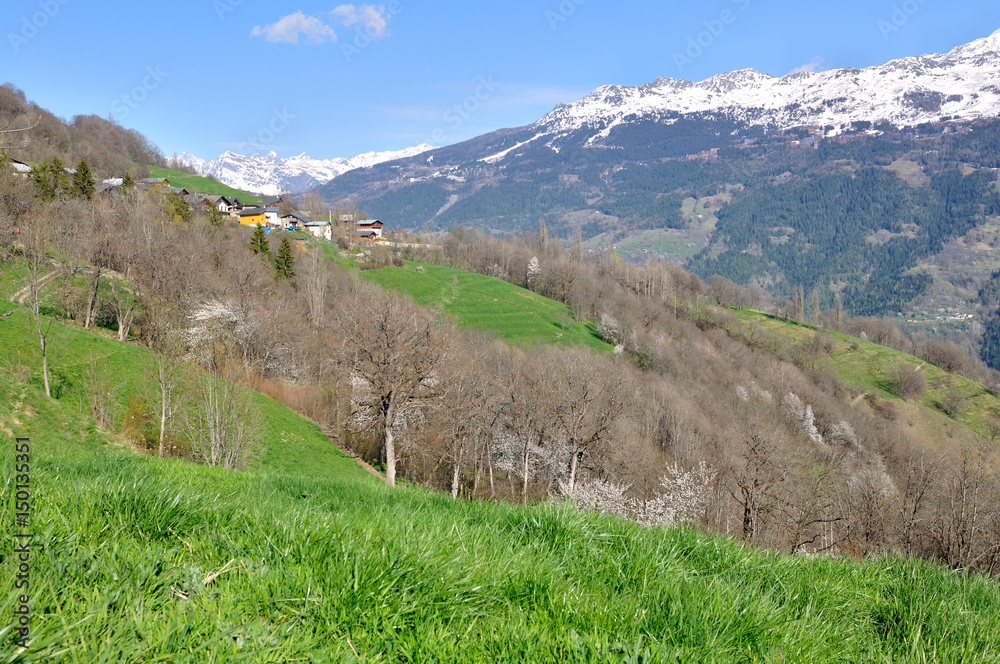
3,272 -> 1000,660
734,308 -> 1000,433
361,262 -> 611,352
4,349 -> 1000,660
147,166 -> 261,203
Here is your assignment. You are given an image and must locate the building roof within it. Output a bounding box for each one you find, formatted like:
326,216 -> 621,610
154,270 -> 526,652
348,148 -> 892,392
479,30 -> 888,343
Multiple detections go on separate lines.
303,221 -> 330,227
238,208 -> 266,217
262,195 -> 284,205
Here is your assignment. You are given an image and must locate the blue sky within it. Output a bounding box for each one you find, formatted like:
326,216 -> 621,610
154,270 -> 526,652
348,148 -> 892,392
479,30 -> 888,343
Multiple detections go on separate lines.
3,1 -> 999,160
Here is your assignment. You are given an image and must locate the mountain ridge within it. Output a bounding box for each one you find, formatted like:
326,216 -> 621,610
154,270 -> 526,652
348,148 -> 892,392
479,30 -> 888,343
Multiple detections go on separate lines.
531,27 -> 1000,151
179,144 -> 434,196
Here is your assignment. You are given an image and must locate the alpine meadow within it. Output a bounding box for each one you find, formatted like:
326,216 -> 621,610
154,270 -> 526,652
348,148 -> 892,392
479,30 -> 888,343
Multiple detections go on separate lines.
5,3 -> 1000,662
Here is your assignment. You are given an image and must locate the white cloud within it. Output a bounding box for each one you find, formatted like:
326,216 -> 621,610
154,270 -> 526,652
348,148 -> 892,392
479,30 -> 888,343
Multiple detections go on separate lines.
787,57 -> 826,75
332,4 -> 390,40
250,11 -> 338,44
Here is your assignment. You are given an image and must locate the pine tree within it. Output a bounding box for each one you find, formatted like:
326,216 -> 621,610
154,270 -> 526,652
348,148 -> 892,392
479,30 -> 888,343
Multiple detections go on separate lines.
72,158 -> 95,200
208,203 -> 225,227
165,191 -> 192,223
250,224 -> 271,260
121,171 -> 135,194
32,157 -> 67,200
275,237 -> 295,280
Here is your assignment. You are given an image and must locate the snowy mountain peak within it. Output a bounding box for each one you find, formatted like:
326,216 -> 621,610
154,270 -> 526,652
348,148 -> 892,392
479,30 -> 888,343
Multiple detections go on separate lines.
534,29 -> 1000,144
180,144 -> 434,196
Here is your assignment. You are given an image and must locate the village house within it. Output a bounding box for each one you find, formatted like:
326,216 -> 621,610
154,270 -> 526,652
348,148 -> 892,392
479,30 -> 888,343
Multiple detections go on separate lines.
237,206 -> 280,226
358,219 -> 384,239
281,212 -> 311,229
204,195 -> 235,214
237,208 -> 267,226
304,221 -> 333,241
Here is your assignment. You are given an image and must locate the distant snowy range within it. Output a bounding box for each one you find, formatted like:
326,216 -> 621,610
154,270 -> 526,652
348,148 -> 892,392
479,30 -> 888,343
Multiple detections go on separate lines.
179,145 -> 433,196
183,28 -> 1000,196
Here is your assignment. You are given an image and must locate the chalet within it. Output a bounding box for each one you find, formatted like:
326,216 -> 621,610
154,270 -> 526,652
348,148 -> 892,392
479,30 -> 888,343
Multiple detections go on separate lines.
204,195 -> 235,214
281,212 -> 311,229
357,219 -> 384,239
238,206 -> 280,226
358,230 -> 379,242
339,213 -> 357,223
262,195 -> 286,208
303,221 -> 332,241
238,208 -> 267,226
262,206 -> 281,226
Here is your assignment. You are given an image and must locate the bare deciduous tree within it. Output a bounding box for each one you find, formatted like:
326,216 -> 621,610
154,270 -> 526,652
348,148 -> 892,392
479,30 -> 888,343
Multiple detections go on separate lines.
549,347 -> 628,494
728,429 -> 786,542
339,293 -> 446,486
144,329 -> 186,457
17,213 -> 54,397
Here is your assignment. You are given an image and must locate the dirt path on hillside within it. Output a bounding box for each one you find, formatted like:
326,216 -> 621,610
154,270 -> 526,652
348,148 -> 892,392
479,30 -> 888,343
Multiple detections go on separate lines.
9,270 -> 60,305
321,427 -> 388,484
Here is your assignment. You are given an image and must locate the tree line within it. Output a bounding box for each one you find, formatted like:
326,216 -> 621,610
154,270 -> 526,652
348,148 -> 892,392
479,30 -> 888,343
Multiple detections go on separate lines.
4,155 -> 1000,578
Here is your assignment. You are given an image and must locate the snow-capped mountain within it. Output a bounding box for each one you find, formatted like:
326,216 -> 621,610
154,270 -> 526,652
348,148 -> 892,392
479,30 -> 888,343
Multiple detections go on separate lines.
527,28 -> 1000,149
180,144 -> 434,196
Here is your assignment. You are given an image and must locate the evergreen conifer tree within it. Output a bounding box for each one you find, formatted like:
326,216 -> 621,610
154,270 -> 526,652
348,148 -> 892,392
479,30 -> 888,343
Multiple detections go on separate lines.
208,202 -> 225,227
275,237 -> 295,279
32,157 -> 67,200
165,191 -> 192,223
250,224 -> 271,260
121,171 -> 135,193
72,158 -> 95,200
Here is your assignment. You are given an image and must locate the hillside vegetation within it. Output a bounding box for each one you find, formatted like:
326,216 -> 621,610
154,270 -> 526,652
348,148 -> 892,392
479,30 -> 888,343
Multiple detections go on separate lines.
360,262 -> 610,352
4,302 -> 1000,661
148,166 -> 261,203
0,83 -> 164,179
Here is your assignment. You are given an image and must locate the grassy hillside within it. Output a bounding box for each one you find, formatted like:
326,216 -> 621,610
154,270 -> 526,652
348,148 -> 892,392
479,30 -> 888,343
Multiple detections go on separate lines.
4,280 -> 1000,661
148,166 -> 261,203
733,308 -> 1000,434
361,262 -> 611,352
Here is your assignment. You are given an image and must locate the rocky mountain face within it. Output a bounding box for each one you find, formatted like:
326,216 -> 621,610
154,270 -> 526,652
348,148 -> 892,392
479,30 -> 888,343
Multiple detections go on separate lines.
318,29 -> 1000,226
531,28 -> 1000,150
179,144 -> 434,196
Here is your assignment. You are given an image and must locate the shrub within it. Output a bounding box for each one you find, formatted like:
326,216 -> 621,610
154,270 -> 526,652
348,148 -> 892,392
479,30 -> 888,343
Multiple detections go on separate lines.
890,364 -> 926,400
